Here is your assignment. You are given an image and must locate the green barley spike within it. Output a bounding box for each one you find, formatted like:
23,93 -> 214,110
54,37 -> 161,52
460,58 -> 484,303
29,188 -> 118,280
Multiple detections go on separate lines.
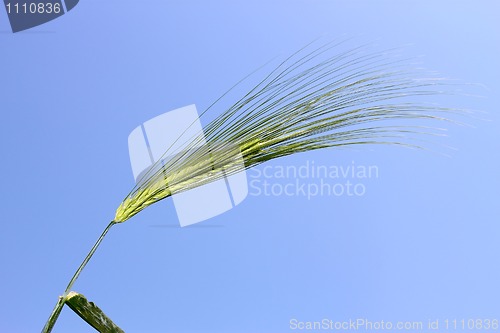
43,43 -> 462,333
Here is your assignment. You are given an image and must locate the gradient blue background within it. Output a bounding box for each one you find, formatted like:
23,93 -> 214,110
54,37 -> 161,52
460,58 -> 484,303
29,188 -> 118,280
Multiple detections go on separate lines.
1,1 -> 499,332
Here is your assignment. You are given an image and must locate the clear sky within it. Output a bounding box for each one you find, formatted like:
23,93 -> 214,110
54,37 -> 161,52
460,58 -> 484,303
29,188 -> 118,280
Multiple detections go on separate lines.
1,1 -> 499,332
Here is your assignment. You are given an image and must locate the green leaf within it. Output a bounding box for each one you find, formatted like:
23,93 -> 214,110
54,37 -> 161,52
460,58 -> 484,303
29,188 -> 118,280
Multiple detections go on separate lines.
65,291 -> 124,333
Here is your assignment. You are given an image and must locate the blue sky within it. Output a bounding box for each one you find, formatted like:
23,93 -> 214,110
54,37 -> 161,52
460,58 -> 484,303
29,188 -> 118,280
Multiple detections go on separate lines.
1,1 -> 499,332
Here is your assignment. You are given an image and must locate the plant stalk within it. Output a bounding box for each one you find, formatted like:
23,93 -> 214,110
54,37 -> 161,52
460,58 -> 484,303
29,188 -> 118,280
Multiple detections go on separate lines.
41,220 -> 117,333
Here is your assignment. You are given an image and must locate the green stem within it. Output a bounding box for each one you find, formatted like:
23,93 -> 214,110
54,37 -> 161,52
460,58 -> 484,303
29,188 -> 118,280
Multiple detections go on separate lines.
41,221 -> 117,333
